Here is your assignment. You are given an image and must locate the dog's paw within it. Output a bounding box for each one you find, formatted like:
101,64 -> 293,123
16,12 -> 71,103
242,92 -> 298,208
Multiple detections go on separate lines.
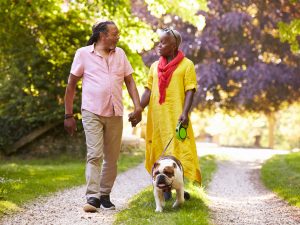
155,207 -> 163,212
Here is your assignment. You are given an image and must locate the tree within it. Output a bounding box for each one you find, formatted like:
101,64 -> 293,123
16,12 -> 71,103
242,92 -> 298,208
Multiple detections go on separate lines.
195,0 -> 300,147
0,0 -> 156,151
134,0 -> 300,148
278,19 -> 300,54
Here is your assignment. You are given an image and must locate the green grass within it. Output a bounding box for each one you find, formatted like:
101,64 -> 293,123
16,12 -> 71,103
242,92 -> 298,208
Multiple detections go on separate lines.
114,155 -> 217,225
261,151 -> 300,207
0,149 -> 144,217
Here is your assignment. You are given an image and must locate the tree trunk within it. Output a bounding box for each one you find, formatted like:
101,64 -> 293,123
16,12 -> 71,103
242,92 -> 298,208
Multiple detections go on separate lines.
267,112 -> 276,149
6,122 -> 61,155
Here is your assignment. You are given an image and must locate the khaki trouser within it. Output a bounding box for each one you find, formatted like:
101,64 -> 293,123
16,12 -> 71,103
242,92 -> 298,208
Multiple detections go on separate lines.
81,109 -> 123,199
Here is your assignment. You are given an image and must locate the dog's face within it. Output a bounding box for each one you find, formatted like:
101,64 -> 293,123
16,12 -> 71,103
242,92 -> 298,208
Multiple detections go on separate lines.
152,156 -> 185,212
152,158 -> 182,190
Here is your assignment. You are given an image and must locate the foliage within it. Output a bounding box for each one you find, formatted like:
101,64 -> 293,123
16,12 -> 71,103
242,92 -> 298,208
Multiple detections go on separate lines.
278,19 -> 300,53
0,0 -> 156,151
261,152 -> 300,207
137,0 -> 300,114
194,0 -> 300,114
144,0 -> 208,28
0,148 -> 144,216
114,155 -> 216,225
2,0 -> 300,152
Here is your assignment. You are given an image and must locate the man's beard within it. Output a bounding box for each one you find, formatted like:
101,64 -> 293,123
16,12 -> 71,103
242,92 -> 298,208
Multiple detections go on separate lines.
109,44 -> 117,50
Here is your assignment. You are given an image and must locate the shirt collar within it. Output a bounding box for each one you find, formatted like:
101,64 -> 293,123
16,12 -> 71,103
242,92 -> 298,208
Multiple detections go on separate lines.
89,44 -> 94,53
89,43 -> 116,54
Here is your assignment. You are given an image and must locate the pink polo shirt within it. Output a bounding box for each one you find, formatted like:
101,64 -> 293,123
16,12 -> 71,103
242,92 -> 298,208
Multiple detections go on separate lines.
70,45 -> 134,117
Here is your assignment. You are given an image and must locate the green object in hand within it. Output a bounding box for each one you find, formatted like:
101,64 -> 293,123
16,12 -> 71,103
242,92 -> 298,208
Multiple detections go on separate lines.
176,121 -> 187,141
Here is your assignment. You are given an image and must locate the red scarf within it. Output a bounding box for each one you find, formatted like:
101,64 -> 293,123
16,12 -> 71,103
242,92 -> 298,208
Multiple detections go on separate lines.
158,50 -> 185,104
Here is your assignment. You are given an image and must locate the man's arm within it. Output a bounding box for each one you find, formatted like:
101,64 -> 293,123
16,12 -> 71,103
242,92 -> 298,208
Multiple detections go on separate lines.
64,74 -> 81,136
128,87 -> 151,126
178,89 -> 195,126
124,74 -> 142,127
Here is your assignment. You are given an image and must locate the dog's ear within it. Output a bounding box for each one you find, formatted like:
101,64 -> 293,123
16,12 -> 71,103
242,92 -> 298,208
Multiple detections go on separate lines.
152,162 -> 160,175
173,162 -> 177,168
154,162 -> 160,169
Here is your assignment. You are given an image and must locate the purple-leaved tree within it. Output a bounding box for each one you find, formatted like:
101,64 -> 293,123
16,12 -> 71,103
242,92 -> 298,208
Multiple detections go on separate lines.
132,0 -> 300,148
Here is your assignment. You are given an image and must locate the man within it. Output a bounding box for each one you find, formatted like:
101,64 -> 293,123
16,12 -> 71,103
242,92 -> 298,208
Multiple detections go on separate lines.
64,20 -> 142,212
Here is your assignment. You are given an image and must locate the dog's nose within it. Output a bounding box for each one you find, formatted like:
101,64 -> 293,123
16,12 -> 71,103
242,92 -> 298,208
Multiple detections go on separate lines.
157,175 -> 166,184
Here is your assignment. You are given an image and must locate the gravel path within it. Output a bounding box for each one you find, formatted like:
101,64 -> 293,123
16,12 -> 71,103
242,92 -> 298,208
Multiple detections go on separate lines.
0,163 -> 151,225
2,144 -> 300,225
199,146 -> 300,225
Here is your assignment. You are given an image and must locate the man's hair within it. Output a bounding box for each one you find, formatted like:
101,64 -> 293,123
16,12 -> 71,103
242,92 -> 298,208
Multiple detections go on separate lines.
87,20 -> 115,46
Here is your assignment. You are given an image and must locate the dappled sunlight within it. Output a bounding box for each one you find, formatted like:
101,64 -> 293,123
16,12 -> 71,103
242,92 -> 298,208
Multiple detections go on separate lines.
191,104 -> 300,150
195,15 -> 206,31
22,84 -> 39,97
28,167 -> 38,176
0,200 -> 21,213
10,182 -> 25,191
258,52 -> 282,64
246,4 -> 258,17
121,25 -> 158,53
186,182 -> 208,204
60,1 -> 69,13
52,175 -> 74,182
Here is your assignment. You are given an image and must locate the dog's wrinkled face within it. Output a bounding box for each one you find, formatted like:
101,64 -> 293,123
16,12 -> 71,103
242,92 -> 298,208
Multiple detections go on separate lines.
152,159 -> 177,190
152,156 -> 185,212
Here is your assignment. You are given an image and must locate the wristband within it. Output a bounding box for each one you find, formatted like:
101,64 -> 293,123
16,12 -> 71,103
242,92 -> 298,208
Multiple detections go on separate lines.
64,114 -> 74,119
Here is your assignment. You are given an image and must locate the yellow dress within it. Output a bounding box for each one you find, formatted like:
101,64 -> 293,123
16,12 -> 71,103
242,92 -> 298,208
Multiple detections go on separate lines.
145,57 -> 202,184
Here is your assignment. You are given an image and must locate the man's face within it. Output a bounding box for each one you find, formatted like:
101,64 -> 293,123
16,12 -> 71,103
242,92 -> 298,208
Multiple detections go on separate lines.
103,24 -> 120,50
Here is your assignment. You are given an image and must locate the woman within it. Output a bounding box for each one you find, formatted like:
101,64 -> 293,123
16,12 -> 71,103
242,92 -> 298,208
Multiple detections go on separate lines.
138,28 -> 201,199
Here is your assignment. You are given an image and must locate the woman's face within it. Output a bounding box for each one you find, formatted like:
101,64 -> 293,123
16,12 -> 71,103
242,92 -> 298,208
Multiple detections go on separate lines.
157,33 -> 176,57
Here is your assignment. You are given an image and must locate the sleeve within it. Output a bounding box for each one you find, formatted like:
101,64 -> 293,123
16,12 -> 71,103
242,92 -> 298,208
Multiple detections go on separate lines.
70,50 -> 84,77
145,63 -> 155,91
184,61 -> 198,92
123,51 -> 134,77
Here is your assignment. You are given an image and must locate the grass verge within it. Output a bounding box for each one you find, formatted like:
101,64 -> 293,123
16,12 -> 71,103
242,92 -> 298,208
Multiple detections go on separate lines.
261,151 -> 300,207
114,155 -> 217,225
0,148 -> 144,217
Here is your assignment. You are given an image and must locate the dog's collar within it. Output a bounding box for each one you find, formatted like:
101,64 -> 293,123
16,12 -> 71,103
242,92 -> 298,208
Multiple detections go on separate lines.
158,180 -> 173,191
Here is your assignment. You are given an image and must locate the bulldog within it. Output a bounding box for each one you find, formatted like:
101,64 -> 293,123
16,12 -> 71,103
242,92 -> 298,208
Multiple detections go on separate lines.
151,155 -> 185,212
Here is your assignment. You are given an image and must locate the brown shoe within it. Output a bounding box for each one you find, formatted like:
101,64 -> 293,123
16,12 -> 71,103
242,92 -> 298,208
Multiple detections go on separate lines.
83,197 -> 100,212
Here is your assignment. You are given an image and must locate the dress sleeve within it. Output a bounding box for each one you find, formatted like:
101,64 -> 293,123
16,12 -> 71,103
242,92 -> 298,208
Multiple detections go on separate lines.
184,61 -> 197,92
145,63 -> 155,90
70,50 -> 84,77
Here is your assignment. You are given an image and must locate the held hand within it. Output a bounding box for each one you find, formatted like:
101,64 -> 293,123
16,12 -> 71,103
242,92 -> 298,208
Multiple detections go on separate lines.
128,108 -> 142,127
64,117 -> 77,136
128,113 -> 141,127
178,113 -> 189,126
128,112 -> 135,126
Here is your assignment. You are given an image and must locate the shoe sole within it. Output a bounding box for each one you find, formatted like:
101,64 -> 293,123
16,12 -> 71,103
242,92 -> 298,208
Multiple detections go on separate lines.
100,205 -> 115,210
83,203 -> 97,212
